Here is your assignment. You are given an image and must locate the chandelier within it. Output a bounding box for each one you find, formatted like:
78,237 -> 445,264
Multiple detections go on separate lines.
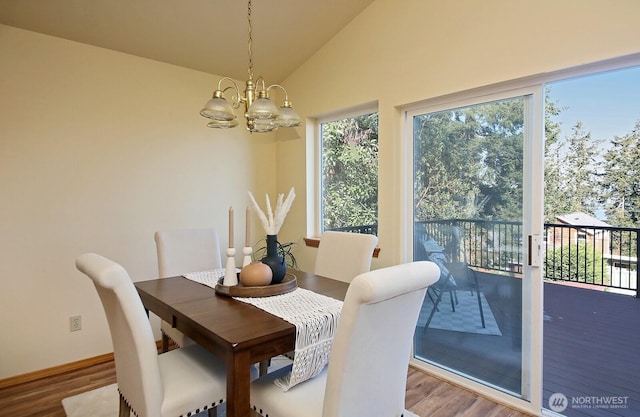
200,0 -> 302,133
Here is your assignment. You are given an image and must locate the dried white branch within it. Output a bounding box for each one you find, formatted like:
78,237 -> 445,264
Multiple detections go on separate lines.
248,187 -> 296,235
248,191 -> 270,233
266,194 -> 274,233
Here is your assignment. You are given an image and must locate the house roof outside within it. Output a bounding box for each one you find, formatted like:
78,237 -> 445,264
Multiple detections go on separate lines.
555,211 -> 611,235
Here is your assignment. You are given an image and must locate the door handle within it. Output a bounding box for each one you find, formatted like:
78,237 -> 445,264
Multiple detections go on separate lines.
528,235 -> 541,267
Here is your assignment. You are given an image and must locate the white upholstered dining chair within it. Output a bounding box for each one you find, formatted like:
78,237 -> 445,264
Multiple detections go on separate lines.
75,252 -> 228,417
313,231 -> 378,283
250,261 -> 440,417
272,231 -> 377,364
154,228 -> 223,351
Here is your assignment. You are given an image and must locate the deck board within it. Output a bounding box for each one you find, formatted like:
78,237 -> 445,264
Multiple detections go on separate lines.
544,281 -> 640,416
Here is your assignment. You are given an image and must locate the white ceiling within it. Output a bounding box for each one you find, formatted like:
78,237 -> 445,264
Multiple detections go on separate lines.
0,0 -> 375,82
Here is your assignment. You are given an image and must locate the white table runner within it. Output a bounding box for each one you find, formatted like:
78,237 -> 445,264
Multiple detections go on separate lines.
182,269 -> 343,391
183,269 -> 227,287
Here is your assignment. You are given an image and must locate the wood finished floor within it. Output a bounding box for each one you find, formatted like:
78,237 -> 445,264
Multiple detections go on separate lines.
0,359 -> 116,417
0,359 -> 532,417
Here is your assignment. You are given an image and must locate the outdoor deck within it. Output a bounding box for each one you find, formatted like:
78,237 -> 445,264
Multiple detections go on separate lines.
414,272 -> 640,417
544,281 -> 640,416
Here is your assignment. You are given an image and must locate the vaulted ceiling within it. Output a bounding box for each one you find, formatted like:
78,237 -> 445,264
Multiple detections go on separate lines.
0,0 -> 375,82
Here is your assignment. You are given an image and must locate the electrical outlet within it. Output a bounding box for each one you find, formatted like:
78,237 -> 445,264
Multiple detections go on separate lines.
70,315 -> 82,332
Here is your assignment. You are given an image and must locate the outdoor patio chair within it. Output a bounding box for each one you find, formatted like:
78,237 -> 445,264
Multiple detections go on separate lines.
424,226 -> 485,330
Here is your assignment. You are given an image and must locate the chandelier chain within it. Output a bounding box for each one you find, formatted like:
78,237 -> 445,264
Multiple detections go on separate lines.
247,0 -> 253,80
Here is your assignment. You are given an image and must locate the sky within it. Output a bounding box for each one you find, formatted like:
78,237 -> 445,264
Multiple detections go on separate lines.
547,66 -> 640,144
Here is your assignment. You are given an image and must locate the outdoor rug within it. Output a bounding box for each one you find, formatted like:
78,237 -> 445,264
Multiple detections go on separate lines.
416,290 -> 502,336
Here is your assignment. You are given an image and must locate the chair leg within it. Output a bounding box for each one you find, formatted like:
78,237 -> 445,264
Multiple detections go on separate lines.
424,289 -> 444,330
475,288 -> 486,328
161,331 -> 170,353
427,287 -> 440,311
427,288 -> 436,304
208,404 -> 218,417
259,359 -> 271,376
470,269 -> 486,328
119,395 -> 131,417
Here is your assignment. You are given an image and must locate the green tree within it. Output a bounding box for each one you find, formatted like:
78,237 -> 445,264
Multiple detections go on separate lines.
544,89 -> 570,222
601,120 -> 640,227
544,242 -> 609,285
413,98 -> 524,222
543,88 -> 603,222
413,110 -> 482,220
562,121 -> 601,215
321,112 -> 378,230
475,99 -> 524,220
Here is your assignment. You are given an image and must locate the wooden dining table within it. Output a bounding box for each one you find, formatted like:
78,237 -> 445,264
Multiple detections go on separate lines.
134,269 -> 348,417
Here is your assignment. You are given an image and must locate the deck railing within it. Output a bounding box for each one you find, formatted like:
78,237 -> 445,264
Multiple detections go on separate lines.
414,219 -> 640,297
327,220 -> 639,296
326,224 -> 378,235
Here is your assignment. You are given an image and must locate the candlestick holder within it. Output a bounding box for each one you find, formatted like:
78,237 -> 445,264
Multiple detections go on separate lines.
223,247 -> 238,286
242,246 -> 253,268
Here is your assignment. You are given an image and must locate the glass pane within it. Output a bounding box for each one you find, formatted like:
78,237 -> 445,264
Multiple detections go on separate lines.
412,97 -> 526,397
543,67 -> 640,416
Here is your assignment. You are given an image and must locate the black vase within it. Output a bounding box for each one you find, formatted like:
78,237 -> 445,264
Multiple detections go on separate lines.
261,234 -> 287,284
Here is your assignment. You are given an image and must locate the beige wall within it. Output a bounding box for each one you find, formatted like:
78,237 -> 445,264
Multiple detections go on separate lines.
278,0 -> 640,271
0,25 -> 278,379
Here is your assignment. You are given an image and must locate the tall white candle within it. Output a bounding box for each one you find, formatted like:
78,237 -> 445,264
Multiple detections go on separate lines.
228,206 -> 234,248
245,206 -> 251,246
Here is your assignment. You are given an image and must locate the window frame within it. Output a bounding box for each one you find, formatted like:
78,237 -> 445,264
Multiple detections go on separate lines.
307,102 -> 379,238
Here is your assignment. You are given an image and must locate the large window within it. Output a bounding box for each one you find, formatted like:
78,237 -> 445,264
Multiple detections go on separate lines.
319,110 -> 378,234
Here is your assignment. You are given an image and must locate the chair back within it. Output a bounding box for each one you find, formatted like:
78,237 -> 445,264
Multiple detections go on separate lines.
322,261 -> 440,417
154,228 -> 222,277
75,253 -> 163,417
314,231 -> 378,283
444,225 -> 466,264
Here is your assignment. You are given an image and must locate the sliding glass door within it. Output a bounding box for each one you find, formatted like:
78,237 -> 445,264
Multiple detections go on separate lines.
408,89 -> 544,412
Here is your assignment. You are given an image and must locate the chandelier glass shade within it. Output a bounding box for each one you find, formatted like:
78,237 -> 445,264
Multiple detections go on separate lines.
200,0 -> 302,133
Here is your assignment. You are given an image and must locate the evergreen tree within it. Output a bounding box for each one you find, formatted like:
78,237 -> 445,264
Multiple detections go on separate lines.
601,120 -> 640,226
413,98 -> 524,222
413,109 -> 482,220
544,89 -> 570,222
563,121 -> 601,215
321,113 -> 378,230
